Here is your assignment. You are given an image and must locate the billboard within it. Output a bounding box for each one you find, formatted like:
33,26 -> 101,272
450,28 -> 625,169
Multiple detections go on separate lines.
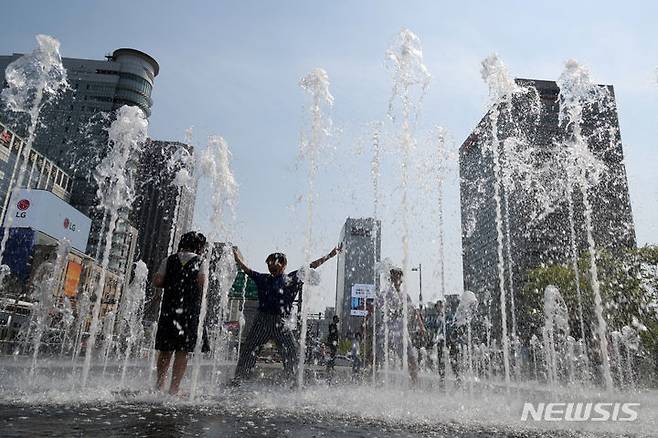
63,260 -> 82,297
3,189 -> 91,252
350,283 -> 376,317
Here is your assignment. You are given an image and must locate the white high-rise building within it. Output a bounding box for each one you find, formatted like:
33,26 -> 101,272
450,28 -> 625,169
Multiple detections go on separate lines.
335,217 -> 381,337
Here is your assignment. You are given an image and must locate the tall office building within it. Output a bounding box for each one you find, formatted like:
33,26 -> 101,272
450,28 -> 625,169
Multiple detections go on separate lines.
335,217 -> 381,337
0,48 -> 159,271
132,140 -> 196,319
459,78 -> 635,337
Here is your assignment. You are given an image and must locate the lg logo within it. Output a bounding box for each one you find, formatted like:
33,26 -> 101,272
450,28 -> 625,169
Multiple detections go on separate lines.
63,218 -> 76,232
15,199 -> 29,218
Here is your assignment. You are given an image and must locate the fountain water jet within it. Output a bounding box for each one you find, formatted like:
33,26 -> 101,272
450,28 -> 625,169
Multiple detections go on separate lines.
81,105 -> 148,387
557,59 -> 613,390
100,311 -> 116,377
0,35 -> 68,277
385,28 -> 430,375
298,67 -> 333,388
370,121 -> 382,385
189,135 -> 238,400
72,292 -> 90,364
621,325 -> 639,388
166,131 -> 196,254
59,297 -> 75,357
29,238 -> 70,377
119,261 -> 147,386
542,285 -> 569,390
454,290 -> 478,393
479,54 -> 540,390
429,126 -> 451,386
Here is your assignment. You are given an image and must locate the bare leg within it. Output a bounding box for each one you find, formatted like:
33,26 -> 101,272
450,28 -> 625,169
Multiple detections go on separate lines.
156,351 -> 173,391
169,352 -> 189,395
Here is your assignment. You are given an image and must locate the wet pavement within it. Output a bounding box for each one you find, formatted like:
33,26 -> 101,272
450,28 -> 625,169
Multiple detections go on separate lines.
0,400 -> 596,438
0,359 -> 654,437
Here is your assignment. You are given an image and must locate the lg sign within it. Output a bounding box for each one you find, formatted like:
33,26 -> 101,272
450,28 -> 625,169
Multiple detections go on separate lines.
63,217 -> 76,231
15,199 -> 30,218
4,189 -> 92,252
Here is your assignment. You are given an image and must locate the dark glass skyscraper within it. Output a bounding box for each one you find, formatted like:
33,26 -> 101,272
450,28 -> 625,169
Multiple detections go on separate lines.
459,78 -> 635,337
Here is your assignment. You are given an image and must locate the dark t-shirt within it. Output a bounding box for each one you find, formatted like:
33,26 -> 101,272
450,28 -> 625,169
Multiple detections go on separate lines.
248,270 -> 303,317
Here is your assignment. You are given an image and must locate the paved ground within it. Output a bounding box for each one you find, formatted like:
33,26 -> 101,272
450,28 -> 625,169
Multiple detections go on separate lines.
0,400 -> 598,438
0,358 -> 653,437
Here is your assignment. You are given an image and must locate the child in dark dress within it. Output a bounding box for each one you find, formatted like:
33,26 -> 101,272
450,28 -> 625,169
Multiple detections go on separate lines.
153,231 -> 207,395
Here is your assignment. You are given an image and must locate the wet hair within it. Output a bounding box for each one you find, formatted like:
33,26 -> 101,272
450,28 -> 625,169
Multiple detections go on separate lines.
266,252 -> 287,266
178,231 -> 207,253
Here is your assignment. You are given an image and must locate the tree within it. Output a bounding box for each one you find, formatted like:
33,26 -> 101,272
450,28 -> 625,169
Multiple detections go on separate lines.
519,245 -> 658,372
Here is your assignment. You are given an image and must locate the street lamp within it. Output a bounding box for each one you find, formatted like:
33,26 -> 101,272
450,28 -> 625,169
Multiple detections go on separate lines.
411,263 -> 422,309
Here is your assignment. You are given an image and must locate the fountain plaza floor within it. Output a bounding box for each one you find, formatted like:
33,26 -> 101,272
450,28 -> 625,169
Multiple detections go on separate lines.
0,358 -> 656,437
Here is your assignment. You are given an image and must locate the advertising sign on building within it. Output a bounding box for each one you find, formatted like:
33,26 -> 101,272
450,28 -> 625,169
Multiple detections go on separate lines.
63,260 -> 82,297
350,283 -> 376,317
3,189 -> 91,252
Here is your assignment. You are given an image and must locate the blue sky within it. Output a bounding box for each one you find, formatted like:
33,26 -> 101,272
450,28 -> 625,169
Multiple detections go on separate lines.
3,1 -> 657,312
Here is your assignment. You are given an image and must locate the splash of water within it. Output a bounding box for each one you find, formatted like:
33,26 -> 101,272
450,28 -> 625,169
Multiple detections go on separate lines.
190,135 -> 238,400
297,67 -> 333,388
81,105 -> 148,387
234,275 -> 249,367
479,54 -> 540,390
455,290 -> 478,390
166,132 -> 196,254
120,261 -> 147,386
209,244 -> 238,385
72,292 -> 91,363
29,239 -> 71,377
385,28 -> 430,376
100,310 -> 116,377
431,127 -> 449,304
375,258 -> 396,385
0,35 -> 68,279
610,330 -> 624,386
59,297 -> 75,357
480,54 -> 515,390
535,139 -> 595,370
542,285 -> 569,390
369,121 -> 383,385
621,325 -> 639,388
529,334 -> 541,381
556,59 -> 613,391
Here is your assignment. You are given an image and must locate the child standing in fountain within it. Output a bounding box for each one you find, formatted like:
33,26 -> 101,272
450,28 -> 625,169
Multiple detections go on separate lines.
153,231 -> 208,395
231,245 -> 341,385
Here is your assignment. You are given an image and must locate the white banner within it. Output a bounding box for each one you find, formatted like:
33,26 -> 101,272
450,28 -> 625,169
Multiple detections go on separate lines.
4,189 -> 91,252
